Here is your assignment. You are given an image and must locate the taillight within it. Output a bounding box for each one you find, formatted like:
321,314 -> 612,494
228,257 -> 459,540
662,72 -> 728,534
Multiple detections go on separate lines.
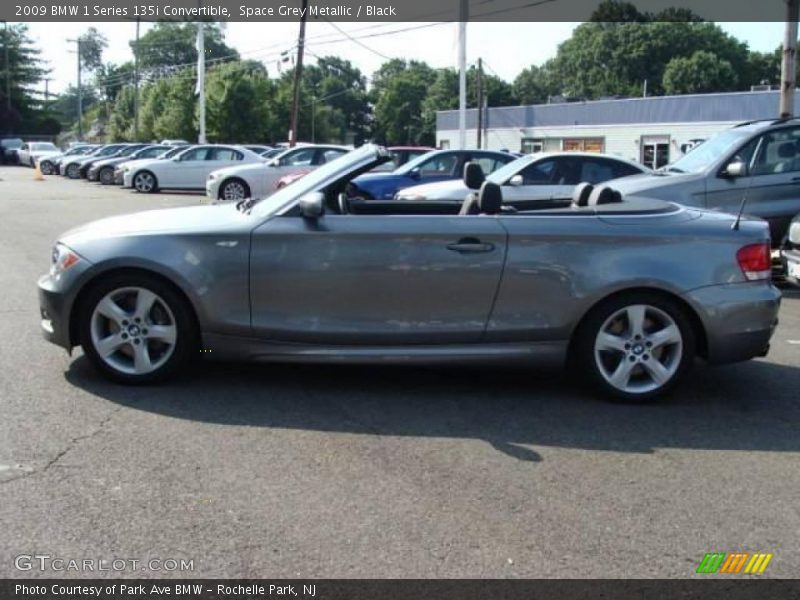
736,242 -> 771,281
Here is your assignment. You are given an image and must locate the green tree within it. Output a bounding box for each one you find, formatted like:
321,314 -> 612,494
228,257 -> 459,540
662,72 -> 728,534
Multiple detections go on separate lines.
205,61 -> 275,143
139,76 -> 197,142
79,27 -> 108,73
133,22 -> 238,78
0,23 -> 48,133
95,62 -> 134,104
371,60 -> 437,145
662,50 -> 737,95
512,65 -> 556,105
107,85 -> 136,141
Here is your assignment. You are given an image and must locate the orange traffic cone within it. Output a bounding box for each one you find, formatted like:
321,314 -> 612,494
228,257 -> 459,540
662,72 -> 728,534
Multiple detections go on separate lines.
33,162 -> 45,181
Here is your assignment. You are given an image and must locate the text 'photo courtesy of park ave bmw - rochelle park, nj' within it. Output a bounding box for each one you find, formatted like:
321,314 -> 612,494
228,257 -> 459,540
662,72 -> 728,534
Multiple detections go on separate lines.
1,1 -> 800,599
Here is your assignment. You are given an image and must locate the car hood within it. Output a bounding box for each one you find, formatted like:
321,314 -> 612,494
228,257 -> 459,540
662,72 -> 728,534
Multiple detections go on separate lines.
61,204 -> 249,250
396,179 -> 467,200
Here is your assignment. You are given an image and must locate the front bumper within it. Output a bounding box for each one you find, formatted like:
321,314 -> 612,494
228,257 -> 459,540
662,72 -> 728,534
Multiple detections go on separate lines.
87,167 -> 100,181
685,282 -> 781,365
206,179 -> 220,200
113,169 -> 125,185
782,247 -> 800,286
37,258 -> 93,351
122,171 -> 134,187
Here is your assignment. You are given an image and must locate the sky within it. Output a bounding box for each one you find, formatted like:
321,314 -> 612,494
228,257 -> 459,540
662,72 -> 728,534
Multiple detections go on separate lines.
19,21 -> 789,95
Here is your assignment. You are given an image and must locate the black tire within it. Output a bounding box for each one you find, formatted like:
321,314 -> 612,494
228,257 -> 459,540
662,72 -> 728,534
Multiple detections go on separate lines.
133,170 -> 158,193
573,292 -> 696,403
99,166 -> 115,185
79,273 -> 197,384
219,178 -> 251,201
66,163 -> 80,179
40,161 -> 54,175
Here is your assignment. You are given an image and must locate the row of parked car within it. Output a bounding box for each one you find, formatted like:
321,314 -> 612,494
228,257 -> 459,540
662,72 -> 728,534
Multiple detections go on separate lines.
13,119 -> 800,283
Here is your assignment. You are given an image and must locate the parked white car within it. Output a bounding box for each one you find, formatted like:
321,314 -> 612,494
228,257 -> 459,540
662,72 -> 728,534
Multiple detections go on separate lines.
116,145 -> 189,185
395,152 -> 650,203
206,144 -> 349,202
18,142 -> 61,168
123,145 -> 265,193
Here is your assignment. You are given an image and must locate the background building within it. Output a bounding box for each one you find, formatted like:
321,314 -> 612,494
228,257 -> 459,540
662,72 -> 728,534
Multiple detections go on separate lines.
436,90 -> 800,169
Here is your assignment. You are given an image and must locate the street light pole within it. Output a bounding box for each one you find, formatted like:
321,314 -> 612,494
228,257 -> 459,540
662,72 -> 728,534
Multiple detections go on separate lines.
3,21 -> 11,113
780,0 -> 799,118
289,0 -> 308,147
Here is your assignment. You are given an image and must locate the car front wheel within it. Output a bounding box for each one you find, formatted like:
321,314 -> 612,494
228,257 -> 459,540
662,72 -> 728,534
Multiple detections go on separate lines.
80,275 -> 196,384
99,166 -> 115,185
66,163 -> 80,179
575,293 -> 695,402
40,161 -> 54,175
219,178 -> 250,201
133,171 -> 158,193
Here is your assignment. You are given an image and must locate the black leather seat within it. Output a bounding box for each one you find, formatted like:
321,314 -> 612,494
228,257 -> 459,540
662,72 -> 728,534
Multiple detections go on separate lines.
477,181 -> 502,215
572,182 -> 594,207
587,184 -> 622,206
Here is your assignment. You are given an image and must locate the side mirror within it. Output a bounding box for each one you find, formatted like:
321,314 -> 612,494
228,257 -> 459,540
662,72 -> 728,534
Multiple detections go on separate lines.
409,167 -> 421,180
508,174 -> 524,187
299,191 -> 325,218
724,160 -> 747,178
463,162 -> 485,190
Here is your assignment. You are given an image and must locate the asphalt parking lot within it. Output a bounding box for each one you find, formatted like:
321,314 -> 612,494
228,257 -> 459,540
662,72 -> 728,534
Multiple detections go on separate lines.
0,165 -> 798,579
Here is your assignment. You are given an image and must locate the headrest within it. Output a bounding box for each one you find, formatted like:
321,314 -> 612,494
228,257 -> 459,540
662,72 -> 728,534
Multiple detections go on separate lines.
778,142 -> 796,159
587,185 -> 623,206
478,181 -> 502,214
463,161 -> 485,190
572,182 -> 594,207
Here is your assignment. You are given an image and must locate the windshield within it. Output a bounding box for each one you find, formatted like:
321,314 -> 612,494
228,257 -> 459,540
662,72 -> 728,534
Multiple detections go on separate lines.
251,145 -> 382,217
32,142 -> 58,151
487,155 -> 535,184
394,150 -> 439,174
118,145 -> 142,157
161,146 -> 188,159
667,129 -> 752,174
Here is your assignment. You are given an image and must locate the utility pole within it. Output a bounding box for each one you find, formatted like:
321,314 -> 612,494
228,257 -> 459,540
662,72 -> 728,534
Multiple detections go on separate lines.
66,38 -> 84,139
289,0 -> 308,147
780,0 -> 799,118
476,58 -> 483,149
134,17 -> 140,141
311,95 -> 316,143
4,21 -> 10,113
458,0 -> 468,150
43,77 -> 50,111
196,21 -> 206,143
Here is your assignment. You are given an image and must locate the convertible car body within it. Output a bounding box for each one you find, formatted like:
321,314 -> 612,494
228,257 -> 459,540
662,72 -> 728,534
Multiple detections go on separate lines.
38,145 -> 780,401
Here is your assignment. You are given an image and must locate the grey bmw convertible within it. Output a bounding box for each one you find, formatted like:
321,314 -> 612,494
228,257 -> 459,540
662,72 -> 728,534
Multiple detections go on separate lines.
39,145 -> 780,401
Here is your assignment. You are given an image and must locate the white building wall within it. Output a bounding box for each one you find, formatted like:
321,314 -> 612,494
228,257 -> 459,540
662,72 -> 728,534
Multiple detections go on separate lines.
437,121 -> 740,164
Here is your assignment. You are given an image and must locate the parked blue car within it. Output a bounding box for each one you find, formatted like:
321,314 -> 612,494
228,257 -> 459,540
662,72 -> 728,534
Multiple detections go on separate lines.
347,149 -> 516,199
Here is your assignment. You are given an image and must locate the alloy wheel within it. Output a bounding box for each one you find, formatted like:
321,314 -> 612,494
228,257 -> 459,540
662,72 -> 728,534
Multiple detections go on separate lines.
99,167 -> 114,185
593,304 -> 683,395
89,287 -> 178,376
134,172 -> 155,193
66,164 -> 80,179
222,180 -> 248,201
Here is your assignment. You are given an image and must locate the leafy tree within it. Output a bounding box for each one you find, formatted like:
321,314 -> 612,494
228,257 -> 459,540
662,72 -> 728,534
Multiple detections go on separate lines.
205,61 -> 276,143
0,23 -> 48,133
138,76 -> 197,142
79,27 -> 108,73
512,65 -> 557,105
50,85 -> 98,129
95,62 -> 134,104
371,60 -> 437,145
133,22 -> 238,78
107,85 -> 136,141
662,50 -> 737,94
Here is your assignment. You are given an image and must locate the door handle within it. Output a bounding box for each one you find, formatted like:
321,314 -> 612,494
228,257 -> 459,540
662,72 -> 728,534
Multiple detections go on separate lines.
447,238 -> 495,253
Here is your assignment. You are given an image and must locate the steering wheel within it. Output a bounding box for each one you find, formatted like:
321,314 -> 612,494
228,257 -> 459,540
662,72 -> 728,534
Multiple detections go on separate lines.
337,192 -> 350,215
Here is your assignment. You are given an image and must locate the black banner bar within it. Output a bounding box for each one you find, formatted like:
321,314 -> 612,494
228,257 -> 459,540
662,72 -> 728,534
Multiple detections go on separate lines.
3,580 -> 800,600
2,0 -> 792,23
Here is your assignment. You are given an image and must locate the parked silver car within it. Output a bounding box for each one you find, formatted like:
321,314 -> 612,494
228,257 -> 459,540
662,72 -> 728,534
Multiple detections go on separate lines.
38,145 -> 780,401
612,119 -> 800,246
395,152 -> 649,203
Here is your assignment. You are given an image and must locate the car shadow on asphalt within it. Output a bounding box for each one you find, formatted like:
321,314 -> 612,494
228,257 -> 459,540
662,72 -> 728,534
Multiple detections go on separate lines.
63,349 -> 800,463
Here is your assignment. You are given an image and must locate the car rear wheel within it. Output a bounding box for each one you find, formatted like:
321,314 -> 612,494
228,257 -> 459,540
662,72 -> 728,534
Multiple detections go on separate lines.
219,178 -> 250,201
133,170 -> 158,193
40,161 -> 54,175
80,275 -> 196,384
66,163 -> 80,179
575,293 -> 695,402
99,166 -> 115,185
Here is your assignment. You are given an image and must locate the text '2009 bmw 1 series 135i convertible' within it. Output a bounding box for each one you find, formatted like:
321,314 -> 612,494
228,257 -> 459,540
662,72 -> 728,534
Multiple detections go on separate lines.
38,145 -> 780,402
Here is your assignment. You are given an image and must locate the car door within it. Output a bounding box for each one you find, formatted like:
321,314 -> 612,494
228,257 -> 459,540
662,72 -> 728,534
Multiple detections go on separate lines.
705,126 -> 800,242
165,147 -> 211,187
18,143 -> 28,164
249,212 -> 508,344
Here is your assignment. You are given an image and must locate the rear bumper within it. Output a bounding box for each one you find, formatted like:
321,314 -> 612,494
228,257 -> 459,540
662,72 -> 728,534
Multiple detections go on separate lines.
685,282 -> 781,365
781,247 -> 800,285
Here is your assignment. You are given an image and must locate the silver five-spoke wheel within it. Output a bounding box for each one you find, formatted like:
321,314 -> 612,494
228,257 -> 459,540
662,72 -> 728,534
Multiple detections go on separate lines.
133,171 -> 156,193
90,287 -> 178,376
594,304 -> 683,395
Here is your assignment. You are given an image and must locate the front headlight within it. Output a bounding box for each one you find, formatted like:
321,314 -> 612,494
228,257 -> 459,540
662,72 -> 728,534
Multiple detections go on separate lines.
790,221 -> 800,245
50,243 -> 81,276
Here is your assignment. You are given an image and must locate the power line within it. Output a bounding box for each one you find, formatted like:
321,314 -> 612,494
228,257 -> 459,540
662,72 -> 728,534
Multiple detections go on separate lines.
322,20 -> 392,61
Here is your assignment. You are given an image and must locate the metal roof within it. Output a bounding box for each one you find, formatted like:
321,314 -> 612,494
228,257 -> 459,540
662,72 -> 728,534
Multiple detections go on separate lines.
436,90 -> 800,131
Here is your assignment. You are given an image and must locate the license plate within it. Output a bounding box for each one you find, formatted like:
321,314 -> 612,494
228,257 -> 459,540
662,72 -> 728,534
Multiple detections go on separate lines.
789,260 -> 800,279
